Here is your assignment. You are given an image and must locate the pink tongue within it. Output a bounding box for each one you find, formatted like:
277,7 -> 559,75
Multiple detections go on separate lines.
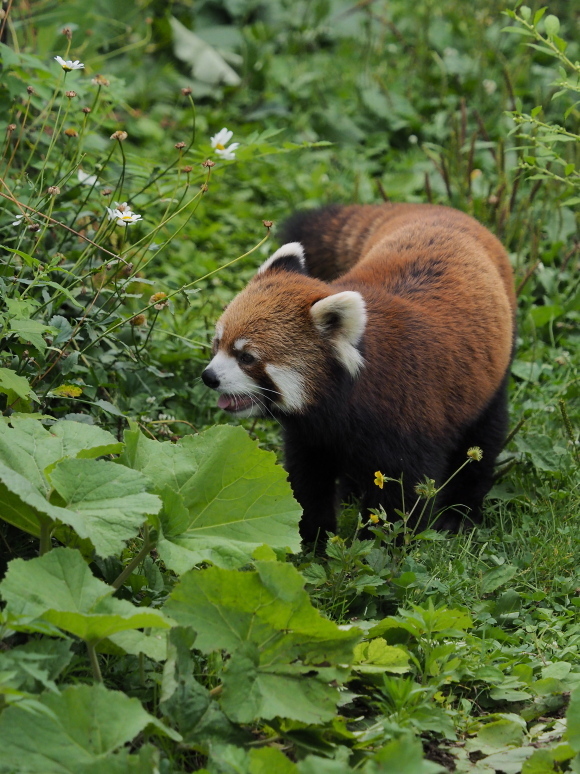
218,394 -> 235,410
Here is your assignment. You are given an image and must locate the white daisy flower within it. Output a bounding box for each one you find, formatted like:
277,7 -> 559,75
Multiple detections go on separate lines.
78,169 -> 99,186
106,203 -> 142,227
210,127 -> 240,160
54,56 -> 85,71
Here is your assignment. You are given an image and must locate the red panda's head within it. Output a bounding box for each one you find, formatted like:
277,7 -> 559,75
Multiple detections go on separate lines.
202,243 -> 367,417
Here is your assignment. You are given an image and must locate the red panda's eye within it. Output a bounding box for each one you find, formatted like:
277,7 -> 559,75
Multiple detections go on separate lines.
239,352 -> 255,366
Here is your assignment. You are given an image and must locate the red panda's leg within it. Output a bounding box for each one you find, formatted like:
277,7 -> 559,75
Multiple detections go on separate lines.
283,437 -> 338,545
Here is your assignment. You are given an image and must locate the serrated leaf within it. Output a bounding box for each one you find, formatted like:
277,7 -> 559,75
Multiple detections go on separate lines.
0,547 -> 171,642
165,562 -> 361,723
0,683 -> 179,773
0,368 -> 38,411
120,424 -> 301,571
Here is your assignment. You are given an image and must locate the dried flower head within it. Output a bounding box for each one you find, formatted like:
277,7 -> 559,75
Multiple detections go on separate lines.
28,223 -> 40,232
47,186 -> 61,196
263,220 -> 273,229
110,130 -> 128,141
61,27 -> 73,40
467,446 -> 483,461
7,124 -> 16,134
183,165 -> 193,173
374,471 -> 386,489
175,141 -> 186,150
210,127 -> 240,160
27,86 -> 35,94
202,159 -> 215,168
181,87 -> 192,96
54,56 -> 84,71
414,477 -> 437,499
130,314 -> 147,326
64,128 -> 78,137
65,90 -> 77,98
81,106 -> 92,114
101,187 -> 113,196
92,74 -> 110,87
150,291 -> 169,310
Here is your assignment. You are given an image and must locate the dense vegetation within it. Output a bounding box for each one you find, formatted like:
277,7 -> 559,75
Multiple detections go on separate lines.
0,0 -> 578,771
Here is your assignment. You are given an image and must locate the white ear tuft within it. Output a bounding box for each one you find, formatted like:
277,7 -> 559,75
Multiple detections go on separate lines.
257,242 -> 306,276
310,291 -> 367,376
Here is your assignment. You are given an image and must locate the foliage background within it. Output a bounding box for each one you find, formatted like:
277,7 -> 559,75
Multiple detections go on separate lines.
0,0 -> 579,771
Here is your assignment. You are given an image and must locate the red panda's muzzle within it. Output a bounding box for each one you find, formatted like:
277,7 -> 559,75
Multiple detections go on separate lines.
217,394 -> 255,413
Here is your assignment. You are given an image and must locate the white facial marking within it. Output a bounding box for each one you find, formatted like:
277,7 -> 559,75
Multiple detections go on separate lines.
265,364 -> 307,412
257,242 -> 306,275
310,291 -> 367,377
233,338 -> 248,351
208,351 -> 258,394
215,321 -> 224,340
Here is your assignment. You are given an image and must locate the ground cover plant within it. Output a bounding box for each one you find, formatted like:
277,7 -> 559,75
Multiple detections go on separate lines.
0,0 -> 578,771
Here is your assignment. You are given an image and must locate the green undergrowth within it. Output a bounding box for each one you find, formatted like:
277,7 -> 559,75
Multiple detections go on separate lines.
0,0 -> 579,771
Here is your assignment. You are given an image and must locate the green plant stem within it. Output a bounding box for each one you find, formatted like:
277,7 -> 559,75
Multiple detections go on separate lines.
39,520 -> 52,556
86,640 -> 103,683
111,524 -> 152,590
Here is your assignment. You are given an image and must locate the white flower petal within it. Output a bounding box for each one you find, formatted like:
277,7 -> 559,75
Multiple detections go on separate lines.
210,127 -> 233,148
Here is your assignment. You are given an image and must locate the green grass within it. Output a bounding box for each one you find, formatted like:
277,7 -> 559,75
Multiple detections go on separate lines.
0,0 -> 579,771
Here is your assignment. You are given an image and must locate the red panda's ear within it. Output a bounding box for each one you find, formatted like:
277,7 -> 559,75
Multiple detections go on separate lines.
256,242 -> 307,276
310,291 -> 366,376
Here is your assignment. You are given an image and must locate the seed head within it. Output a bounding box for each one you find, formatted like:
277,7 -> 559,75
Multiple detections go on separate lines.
200,183 -> 209,192
27,86 -> 35,95
28,223 -> 40,232
181,87 -> 192,96
64,128 -> 78,137
175,141 -> 186,150
7,124 -> 16,134
183,165 -> 193,173
202,159 -> 215,168
61,27 -> 73,40
92,74 -> 110,87
47,186 -> 61,196
82,106 -> 91,114
101,188 -> 113,196
467,446 -> 483,461
150,292 -> 169,310
263,220 -> 273,229
110,130 -> 128,141
65,90 -> 77,98
130,314 -> 147,326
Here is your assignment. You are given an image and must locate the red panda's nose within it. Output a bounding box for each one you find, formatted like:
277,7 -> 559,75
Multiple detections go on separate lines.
201,368 -> 220,390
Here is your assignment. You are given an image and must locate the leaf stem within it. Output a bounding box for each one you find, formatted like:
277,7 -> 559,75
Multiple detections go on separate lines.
39,520 -> 52,556
86,640 -> 103,683
111,523 -> 152,590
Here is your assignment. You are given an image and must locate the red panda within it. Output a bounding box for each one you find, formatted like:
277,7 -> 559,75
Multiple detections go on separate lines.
202,204 -> 516,543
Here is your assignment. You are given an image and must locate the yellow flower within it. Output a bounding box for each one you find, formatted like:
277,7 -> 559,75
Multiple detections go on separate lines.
374,471 -> 386,489
369,513 -> 380,524
54,384 -> 82,398
467,446 -> 483,461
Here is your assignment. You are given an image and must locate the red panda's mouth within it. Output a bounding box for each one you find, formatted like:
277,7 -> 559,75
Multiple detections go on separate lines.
217,394 -> 255,413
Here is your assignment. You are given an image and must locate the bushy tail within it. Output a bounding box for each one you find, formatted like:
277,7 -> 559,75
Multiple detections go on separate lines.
278,204 -> 395,281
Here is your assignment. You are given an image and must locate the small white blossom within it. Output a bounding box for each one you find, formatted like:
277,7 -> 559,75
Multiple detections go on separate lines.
210,127 -> 240,160
483,79 -> 497,95
12,215 -> 25,227
106,202 -> 142,227
78,169 -> 99,186
54,56 -> 85,71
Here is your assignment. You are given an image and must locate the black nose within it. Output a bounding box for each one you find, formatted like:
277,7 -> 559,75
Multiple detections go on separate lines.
202,368 -> 220,389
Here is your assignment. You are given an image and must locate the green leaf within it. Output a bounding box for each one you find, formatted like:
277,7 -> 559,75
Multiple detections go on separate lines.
0,547 -> 171,642
165,562 -> 361,723
543,14 -> 560,37
120,424 -> 301,571
169,16 -> 241,86
0,683 -> 179,773
567,687 -> 580,752
8,318 -> 57,353
352,638 -> 411,674
467,719 -> 525,755
366,732 -> 446,773
0,368 -> 38,411
481,564 -> 519,594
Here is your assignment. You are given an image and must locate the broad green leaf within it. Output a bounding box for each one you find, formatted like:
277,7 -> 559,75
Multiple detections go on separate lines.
0,548 -> 171,642
169,16 -> 241,86
567,686 -> 580,752
370,603 -> 472,639
365,733 -> 446,773
8,318 -> 57,353
466,719 -> 525,755
0,367 -> 38,411
0,683 -> 178,773
352,638 -> 410,674
481,564 -> 519,594
120,425 -> 301,571
165,562 -> 361,723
